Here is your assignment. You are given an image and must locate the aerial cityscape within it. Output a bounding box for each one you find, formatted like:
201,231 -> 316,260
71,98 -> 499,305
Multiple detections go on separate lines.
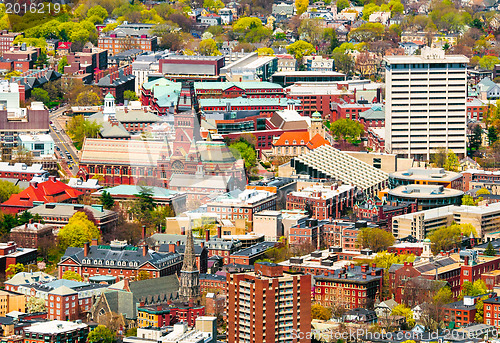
1,0 -> 500,342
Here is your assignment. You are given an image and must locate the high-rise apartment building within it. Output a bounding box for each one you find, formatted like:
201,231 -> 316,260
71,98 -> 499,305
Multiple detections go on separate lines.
384,47 -> 469,161
227,262 -> 311,343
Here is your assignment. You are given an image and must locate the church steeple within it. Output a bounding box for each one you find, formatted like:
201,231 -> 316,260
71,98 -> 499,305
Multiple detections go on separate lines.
178,226 -> 200,302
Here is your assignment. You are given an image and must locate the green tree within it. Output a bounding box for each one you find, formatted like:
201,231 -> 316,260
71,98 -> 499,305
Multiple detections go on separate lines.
469,124 -> 483,152
75,90 -> 102,106
129,186 -> 156,228
311,303 -> 331,320
443,150 -> 460,172
476,188 -> 491,196
62,270 -> 83,281
198,38 -> 221,56
27,296 -> 46,313
460,279 -> 488,299
100,190 -> 115,210
348,22 -> 385,42
286,40 -> 316,61
485,241 -> 496,256
6,263 -> 24,278
295,0 -> 309,15
31,88 -> 50,105
427,223 -> 476,254
0,180 -> 21,203
88,326 -> 116,343
87,5 -> 108,21
336,0 -> 350,11
123,90 -> 138,102
57,211 -> 101,249
479,55 -> 500,70
391,304 -> 415,328
462,194 -> 482,206
137,270 -> 151,281
57,55 -> 68,74
66,115 -> 102,149
488,126 -> 498,144
357,227 -> 395,252
256,47 -> 275,56
330,118 -> 364,144
229,141 -> 256,170
125,328 -> 137,337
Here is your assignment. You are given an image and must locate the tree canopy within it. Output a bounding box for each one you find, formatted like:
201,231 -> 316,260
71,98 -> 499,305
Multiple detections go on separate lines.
0,180 -> 21,203
88,326 -> 116,343
357,227 -> 395,252
100,190 -> 115,210
286,40 -> 316,61
311,303 -> 331,320
330,118 -> 364,144
62,270 -> 83,281
57,211 -> 101,249
427,223 -> 477,254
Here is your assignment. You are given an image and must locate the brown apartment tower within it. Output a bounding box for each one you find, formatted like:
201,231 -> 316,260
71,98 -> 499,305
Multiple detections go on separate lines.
227,262 -> 312,343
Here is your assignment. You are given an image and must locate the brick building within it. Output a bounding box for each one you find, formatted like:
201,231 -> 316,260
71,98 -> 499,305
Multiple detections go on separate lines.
0,46 -> 40,73
194,81 -> 284,99
443,294 -> 494,328
322,220 -> 379,251
289,219 -> 328,248
199,274 -> 227,295
484,295 -> 500,328
10,221 -> 54,249
95,65 -> 135,104
314,263 -> 383,310
286,183 -> 355,220
0,31 -> 22,53
227,262 -> 312,343
353,198 -> 417,231
0,242 -> 37,277
137,302 -> 205,328
98,34 -> 158,55
228,241 -> 277,265
58,240 -> 183,282
206,189 -> 277,223
467,98 -> 488,121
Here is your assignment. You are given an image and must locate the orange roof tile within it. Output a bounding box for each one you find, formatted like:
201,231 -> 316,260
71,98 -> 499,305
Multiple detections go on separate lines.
306,134 -> 331,150
2,178 -> 83,210
274,131 -> 310,146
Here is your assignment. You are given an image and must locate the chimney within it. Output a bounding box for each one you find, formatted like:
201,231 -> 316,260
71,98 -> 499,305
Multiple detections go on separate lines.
142,225 -> 146,240
142,244 -> 148,257
49,175 -> 56,182
24,223 -> 27,229
205,229 -> 210,242
371,270 -> 376,276
362,274 -> 367,279
201,241 -> 205,249
29,219 -> 32,224
169,244 -> 176,253
217,226 -> 222,239
361,265 -> 367,273
30,181 -> 38,189
84,242 -> 90,257
91,238 -> 98,246
176,240 -> 180,246
372,263 -> 376,269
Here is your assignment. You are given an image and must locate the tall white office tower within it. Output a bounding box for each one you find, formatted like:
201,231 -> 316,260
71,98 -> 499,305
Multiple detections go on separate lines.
384,47 -> 469,161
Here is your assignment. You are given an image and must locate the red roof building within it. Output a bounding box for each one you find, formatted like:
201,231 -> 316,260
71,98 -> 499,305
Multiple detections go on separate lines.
1,176 -> 82,214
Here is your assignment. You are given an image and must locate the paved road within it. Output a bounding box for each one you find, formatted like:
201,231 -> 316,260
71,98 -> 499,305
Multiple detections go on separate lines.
48,106 -> 79,177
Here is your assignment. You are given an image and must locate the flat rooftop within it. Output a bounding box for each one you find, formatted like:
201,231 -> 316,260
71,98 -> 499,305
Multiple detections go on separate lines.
389,185 -> 464,199
390,167 -> 462,182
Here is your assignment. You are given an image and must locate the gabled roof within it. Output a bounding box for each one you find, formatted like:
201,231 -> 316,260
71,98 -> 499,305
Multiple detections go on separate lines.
306,134 -> 330,150
1,179 -> 82,209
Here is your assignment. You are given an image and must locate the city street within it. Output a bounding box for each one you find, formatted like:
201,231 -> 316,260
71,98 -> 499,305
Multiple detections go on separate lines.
48,106 -> 79,177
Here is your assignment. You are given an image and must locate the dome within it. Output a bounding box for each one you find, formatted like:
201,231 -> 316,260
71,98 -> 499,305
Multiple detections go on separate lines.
105,92 -> 115,100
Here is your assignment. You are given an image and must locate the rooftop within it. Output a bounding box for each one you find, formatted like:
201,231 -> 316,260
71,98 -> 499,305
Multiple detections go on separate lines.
389,185 -> 464,199
390,167 -> 462,182
24,320 -> 87,334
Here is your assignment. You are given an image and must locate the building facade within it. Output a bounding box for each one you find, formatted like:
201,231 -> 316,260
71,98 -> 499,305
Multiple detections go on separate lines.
384,47 -> 468,160
227,262 -> 312,343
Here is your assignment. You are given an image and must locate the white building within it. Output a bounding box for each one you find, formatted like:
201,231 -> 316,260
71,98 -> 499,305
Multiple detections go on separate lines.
18,134 -> 54,157
384,47 -> 469,161
219,8 -> 234,24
